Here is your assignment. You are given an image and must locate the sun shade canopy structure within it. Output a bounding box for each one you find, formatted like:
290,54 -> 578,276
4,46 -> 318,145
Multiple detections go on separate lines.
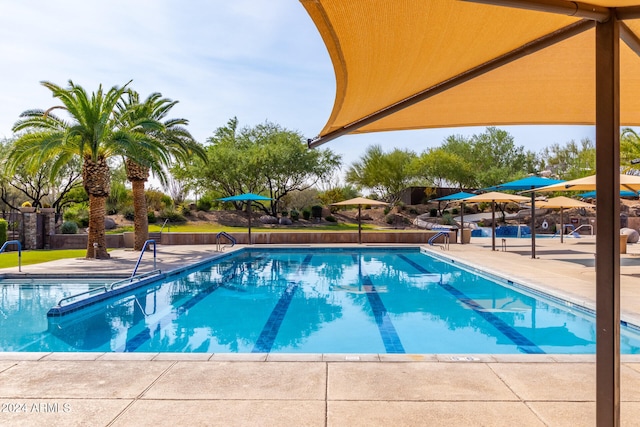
219,193 -> 273,245
302,0 -> 640,146
462,192 -> 530,251
532,174 -> 640,193
301,1 -> 640,422
331,197 -> 389,244
432,192 -> 478,201
486,177 -> 566,258
579,190 -> 639,198
536,196 -> 595,243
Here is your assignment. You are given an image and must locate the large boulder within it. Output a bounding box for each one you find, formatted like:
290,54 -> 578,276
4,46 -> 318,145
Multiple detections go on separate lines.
621,228 -> 639,243
259,215 -> 278,224
104,217 -> 117,230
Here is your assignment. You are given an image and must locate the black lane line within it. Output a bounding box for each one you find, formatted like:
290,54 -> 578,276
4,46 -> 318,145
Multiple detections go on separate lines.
398,254 -> 544,354
353,254 -> 405,354
251,254 -> 313,353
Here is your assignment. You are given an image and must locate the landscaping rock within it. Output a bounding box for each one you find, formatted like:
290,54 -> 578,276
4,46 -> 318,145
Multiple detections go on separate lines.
104,217 -> 116,230
621,228 -> 640,243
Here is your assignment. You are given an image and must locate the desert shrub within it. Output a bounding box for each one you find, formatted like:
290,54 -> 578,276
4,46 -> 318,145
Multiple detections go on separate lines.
281,210 -> 289,217
384,206 -> 391,215
122,206 -> 135,221
0,219 -> 7,245
290,209 -> 300,221
396,202 -> 406,211
409,207 -> 419,215
145,189 -> 166,212
177,202 -> 192,216
385,214 -> 396,224
452,208 -> 459,215
158,207 -> 186,223
311,205 -> 323,218
196,198 -> 212,212
61,221 -> 78,234
442,213 -> 454,225
325,215 -> 337,222
63,204 -> 89,228
147,211 -> 157,223
429,208 -> 437,217
302,209 -> 311,220
160,194 -> 173,208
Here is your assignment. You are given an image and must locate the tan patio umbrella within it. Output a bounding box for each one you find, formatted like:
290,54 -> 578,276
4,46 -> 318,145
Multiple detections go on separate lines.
301,1 -> 640,420
532,173 -> 640,193
331,197 -> 389,244
536,196 -> 595,243
462,192 -> 531,251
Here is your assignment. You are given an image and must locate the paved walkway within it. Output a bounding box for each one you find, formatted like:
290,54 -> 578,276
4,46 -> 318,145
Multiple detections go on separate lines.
1,239 -> 640,426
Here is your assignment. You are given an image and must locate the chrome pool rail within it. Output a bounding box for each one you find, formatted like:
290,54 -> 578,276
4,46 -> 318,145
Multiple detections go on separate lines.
48,269 -> 165,317
131,239 -> 156,277
0,240 -> 22,272
216,232 -> 236,251
428,230 -> 450,251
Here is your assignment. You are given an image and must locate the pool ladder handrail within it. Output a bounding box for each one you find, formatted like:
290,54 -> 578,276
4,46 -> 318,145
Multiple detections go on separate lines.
0,240 -> 21,272
216,231 -> 236,251
428,230 -> 450,250
131,239 -> 157,278
56,269 -> 162,307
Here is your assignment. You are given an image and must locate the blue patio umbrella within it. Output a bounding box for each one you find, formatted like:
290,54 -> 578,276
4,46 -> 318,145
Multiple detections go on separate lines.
433,192 -> 477,244
485,177 -> 565,259
219,193 -> 273,245
579,190 -> 639,199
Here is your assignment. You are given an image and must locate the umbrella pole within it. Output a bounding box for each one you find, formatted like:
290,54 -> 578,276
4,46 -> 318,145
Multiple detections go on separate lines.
460,202 -> 465,244
491,201 -> 496,251
358,205 -> 362,244
560,207 -> 564,244
531,190 -> 536,259
248,201 -> 252,245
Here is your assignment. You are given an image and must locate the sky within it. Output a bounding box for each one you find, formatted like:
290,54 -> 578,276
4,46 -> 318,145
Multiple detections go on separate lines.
0,0 -> 598,177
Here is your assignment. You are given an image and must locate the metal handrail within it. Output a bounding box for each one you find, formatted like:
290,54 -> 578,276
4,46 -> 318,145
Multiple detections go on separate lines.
428,231 -> 450,250
56,269 -> 162,307
159,218 -> 170,233
0,240 -> 22,272
131,239 -> 156,278
111,269 -> 162,290
56,285 -> 109,307
216,231 -> 236,251
572,224 -> 593,235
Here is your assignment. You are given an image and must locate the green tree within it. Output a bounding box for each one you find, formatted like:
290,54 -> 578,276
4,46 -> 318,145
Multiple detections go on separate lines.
621,128 -> 640,174
7,80 -> 162,258
412,147 -> 476,188
539,138 -> 595,180
345,145 -> 418,203
196,118 -> 341,215
118,90 -> 205,250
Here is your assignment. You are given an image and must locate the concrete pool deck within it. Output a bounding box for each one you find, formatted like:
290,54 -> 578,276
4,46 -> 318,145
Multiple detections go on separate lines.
2,239 -> 640,425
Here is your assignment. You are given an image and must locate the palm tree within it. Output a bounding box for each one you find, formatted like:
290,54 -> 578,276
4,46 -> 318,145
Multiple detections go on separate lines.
118,91 -> 206,250
7,80 -> 163,259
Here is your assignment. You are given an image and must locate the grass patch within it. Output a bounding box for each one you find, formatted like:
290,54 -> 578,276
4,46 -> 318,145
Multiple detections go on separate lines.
0,249 -> 94,268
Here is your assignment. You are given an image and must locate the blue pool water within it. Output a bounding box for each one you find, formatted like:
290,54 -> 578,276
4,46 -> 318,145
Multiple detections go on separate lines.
2,247 -> 639,354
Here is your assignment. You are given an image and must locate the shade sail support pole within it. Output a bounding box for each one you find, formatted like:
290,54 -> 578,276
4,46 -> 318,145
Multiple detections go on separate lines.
595,15 -> 621,427
530,190 -> 536,258
308,20 -> 594,148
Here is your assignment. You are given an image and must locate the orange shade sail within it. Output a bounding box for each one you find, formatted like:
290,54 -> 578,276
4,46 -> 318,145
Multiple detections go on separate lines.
301,0 -> 640,146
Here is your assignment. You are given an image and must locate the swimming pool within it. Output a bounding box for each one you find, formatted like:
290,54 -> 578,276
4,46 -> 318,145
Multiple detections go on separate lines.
2,247 -> 640,354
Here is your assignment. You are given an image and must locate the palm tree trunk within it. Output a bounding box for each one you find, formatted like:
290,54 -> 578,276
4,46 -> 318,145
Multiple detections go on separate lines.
87,194 -> 110,259
131,179 -> 149,250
